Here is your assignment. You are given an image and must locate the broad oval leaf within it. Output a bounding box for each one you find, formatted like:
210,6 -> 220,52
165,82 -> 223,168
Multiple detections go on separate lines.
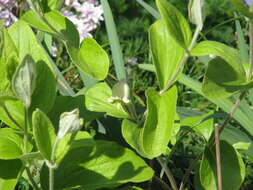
85,82 -> 129,119
30,60 -> 57,113
41,140 -> 154,190
156,0 -> 192,49
67,38 -> 110,80
149,19 -> 185,89
0,128 -> 24,159
0,24 -> 19,94
191,41 -> 247,99
21,10 -> 79,48
122,86 -> 178,159
8,21 -> 57,113
32,109 -> 56,160
200,141 -> 245,190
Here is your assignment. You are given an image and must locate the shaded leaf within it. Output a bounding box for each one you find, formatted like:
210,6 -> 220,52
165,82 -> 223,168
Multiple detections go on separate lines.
200,141 -> 245,190
41,140 -> 154,190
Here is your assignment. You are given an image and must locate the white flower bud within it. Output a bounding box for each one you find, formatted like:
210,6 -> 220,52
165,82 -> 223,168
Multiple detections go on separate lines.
57,109 -> 81,139
108,80 -> 130,104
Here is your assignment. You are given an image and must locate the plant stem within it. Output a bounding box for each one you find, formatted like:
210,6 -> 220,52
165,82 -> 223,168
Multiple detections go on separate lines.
23,107 -> 41,190
159,26 -> 201,95
248,20 -> 253,81
157,157 -> 178,190
49,167 -> 54,190
215,124 -> 222,190
25,167 -> 40,190
154,175 -> 172,190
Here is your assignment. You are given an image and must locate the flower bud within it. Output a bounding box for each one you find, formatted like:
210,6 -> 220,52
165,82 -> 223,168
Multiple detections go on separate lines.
108,80 -> 130,104
57,109 -> 81,139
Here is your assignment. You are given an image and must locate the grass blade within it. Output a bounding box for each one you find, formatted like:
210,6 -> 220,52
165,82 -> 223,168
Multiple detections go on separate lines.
101,0 -> 126,80
136,0 -> 161,19
235,12 -> 249,63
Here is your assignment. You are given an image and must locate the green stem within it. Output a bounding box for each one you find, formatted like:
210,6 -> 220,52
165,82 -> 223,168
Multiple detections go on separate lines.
49,167 -> 54,190
23,107 -> 40,190
248,20 -> 253,80
157,157 -> 178,190
159,26 -> 201,95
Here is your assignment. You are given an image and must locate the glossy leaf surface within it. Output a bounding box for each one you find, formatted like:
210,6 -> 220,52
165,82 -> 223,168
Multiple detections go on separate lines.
122,87 -> 178,159
156,0 -> 192,48
149,20 -> 185,89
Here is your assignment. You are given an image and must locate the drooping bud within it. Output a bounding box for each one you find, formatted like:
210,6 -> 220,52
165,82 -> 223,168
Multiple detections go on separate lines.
57,109 -> 82,139
188,0 -> 205,30
108,79 -> 130,104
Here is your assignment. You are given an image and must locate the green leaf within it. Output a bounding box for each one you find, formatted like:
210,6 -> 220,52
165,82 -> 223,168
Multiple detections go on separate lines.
41,140 -> 153,190
149,20 -> 185,89
122,87 -> 178,159
8,20 -> 74,97
48,95 -> 100,128
203,58 -> 252,99
231,0 -> 253,19
0,128 -> 24,159
32,109 -> 56,160
85,82 -> 129,119
22,10 -> 79,48
0,24 -> 19,94
156,0 -> 192,49
0,159 -> 22,190
67,38 -> 110,80
12,55 -> 37,108
191,41 -> 247,99
30,60 -> 56,113
8,20 -> 54,70
221,125 -> 253,159
101,0 -> 126,80
0,98 -> 25,130
55,131 -> 95,164
138,64 -> 253,136
181,111 -> 214,141
200,141 -> 245,190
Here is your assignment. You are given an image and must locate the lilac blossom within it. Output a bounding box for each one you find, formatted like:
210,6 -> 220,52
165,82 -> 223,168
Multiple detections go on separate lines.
62,0 -> 104,41
0,0 -> 17,27
244,0 -> 251,6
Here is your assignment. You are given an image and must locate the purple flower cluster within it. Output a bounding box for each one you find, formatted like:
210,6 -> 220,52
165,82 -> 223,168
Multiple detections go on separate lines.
0,0 -> 17,27
62,0 -> 104,41
244,0 -> 251,6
